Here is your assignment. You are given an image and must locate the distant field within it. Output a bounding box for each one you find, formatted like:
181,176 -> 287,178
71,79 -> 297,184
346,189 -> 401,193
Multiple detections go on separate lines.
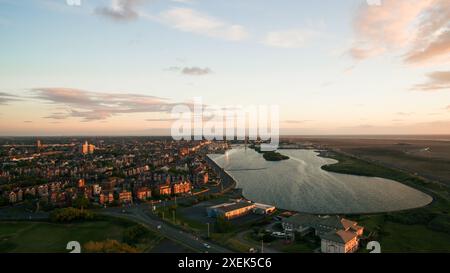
0,219 -> 162,253
294,137 -> 450,186
312,140 -> 450,253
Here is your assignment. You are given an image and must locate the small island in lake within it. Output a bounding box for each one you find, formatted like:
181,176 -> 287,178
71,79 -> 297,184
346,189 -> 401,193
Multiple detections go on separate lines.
250,145 -> 290,161
262,151 -> 290,161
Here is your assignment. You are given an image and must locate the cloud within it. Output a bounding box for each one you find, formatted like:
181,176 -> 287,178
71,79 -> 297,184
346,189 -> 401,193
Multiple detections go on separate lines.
405,30 -> 450,64
413,71 -> 450,91
263,29 -> 318,48
33,88 -> 188,122
350,0 -> 449,65
182,67 -> 212,76
157,8 -> 248,41
43,112 -> 73,120
167,66 -> 213,76
0,92 -> 20,105
95,0 -> 143,21
95,3 -> 248,42
396,112 -> 414,116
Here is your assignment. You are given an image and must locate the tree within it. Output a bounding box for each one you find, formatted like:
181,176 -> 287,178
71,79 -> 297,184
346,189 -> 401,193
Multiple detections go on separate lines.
50,207 -> 94,223
84,240 -> 138,253
73,196 -> 89,212
123,225 -> 149,246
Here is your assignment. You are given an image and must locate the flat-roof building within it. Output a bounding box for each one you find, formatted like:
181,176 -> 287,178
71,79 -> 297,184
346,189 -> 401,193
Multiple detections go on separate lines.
207,201 -> 256,220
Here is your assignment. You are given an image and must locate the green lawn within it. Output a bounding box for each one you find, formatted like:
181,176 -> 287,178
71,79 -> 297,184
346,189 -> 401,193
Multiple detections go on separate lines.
210,233 -> 254,253
0,219 -> 159,253
379,222 -> 450,253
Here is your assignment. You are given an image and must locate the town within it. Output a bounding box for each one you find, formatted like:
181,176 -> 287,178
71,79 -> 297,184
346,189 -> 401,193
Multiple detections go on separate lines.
0,137 -> 368,253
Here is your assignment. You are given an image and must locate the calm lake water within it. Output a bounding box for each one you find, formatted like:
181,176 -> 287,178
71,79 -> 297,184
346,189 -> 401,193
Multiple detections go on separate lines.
208,147 -> 432,214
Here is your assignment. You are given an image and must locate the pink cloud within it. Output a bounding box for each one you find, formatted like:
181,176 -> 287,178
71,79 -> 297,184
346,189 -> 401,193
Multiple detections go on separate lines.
413,71 -> 450,91
350,0 -> 449,65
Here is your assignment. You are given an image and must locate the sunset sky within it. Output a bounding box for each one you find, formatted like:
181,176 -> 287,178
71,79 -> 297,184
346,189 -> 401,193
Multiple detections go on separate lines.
0,0 -> 449,136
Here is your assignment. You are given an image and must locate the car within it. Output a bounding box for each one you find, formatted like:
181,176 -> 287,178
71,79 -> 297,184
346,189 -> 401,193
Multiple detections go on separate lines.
271,232 -> 286,238
203,243 -> 211,249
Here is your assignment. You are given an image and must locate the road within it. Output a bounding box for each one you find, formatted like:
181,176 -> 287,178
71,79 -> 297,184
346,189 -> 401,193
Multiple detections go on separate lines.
99,204 -> 233,254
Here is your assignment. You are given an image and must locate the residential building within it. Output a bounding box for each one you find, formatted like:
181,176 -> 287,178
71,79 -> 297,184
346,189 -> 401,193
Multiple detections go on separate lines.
82,141 -> 89,155
172,180 -> 192,195
282,214 -> 364,236
9,191 -> 17,203
282,214 -> 364,253
119,190 -> 132,204
82,141 -> 95,154
136,187 -> 152,201
155,184 -> 172,196
92,184 -> 101,195
321,230 -> 360,253
88,144 -> 95,154
17,189 -> 23,202
99,192 -> 114,205
78,179 -> 85,188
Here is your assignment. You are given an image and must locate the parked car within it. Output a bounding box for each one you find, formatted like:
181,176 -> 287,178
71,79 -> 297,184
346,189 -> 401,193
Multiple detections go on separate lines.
271,232 -> 286,238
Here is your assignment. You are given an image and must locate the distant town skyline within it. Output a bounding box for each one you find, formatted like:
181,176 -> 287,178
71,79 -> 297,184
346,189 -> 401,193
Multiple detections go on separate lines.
0,0 -> 449,136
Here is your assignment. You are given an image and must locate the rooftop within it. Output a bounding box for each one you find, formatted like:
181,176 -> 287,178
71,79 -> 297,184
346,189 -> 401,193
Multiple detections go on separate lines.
216,202 -> 256,213
321,230 -> 358,244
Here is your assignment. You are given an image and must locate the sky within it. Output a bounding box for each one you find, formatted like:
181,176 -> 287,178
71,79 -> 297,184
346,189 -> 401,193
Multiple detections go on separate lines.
0,0 -> 449,136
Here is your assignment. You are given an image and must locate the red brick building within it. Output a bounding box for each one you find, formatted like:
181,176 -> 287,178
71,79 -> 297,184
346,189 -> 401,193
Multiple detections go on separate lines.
136,187 -> 152,201
172,181 -> 192,195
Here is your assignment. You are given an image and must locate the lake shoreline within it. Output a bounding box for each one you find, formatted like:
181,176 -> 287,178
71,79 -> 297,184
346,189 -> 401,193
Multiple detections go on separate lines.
208,147 -> 433,215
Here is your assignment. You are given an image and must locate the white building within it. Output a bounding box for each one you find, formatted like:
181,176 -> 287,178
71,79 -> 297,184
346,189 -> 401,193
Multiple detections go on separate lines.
92,184 -> 102,195
321,230 -> 359,253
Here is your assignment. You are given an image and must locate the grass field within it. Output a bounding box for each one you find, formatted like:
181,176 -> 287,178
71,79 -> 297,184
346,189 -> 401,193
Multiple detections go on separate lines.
380,222 -> 450,252
0,219 -> 162,253
320,151 -> 437,191
354,214 -> 450,253
295,137 -> 450,186
320,150 -> 450,252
